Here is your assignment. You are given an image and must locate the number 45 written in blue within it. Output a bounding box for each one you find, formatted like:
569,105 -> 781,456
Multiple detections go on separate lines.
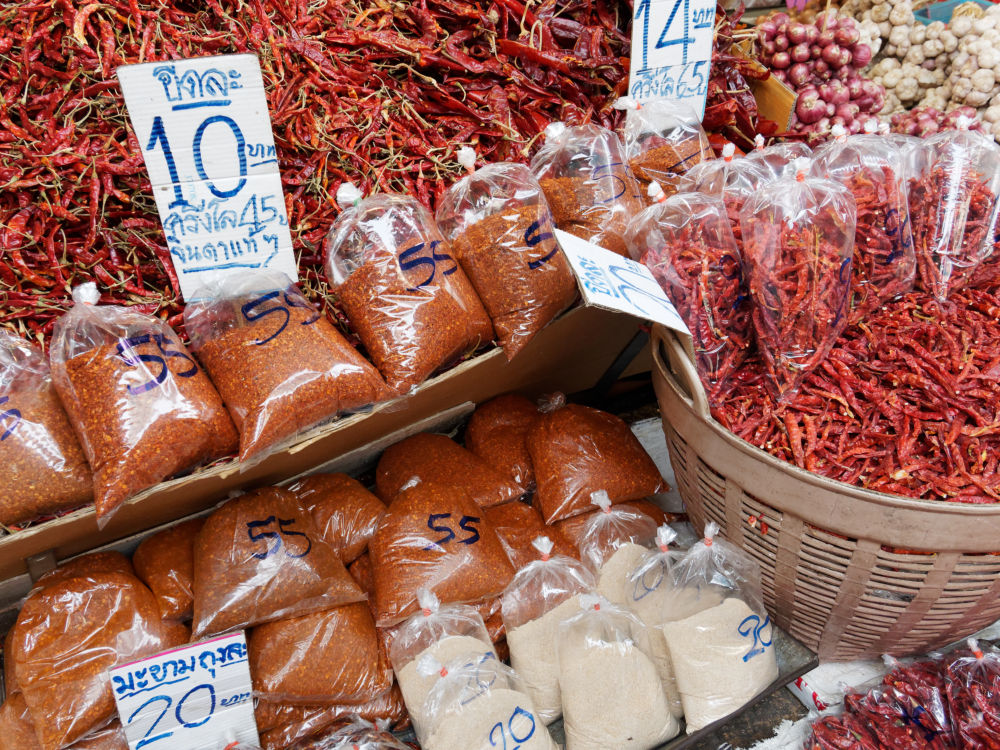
635,0 -> 697,69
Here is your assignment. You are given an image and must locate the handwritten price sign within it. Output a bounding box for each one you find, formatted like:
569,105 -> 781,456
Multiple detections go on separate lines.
117,54 -> 296,300
630,0 -> 716,115
554,230 -> 690,335
111,632 -> 259,750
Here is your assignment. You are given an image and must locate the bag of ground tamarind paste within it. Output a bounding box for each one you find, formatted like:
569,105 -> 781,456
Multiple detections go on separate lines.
531,122 -> 643,257
185,270 -> 389,461
49,284 -> 238,523
436,157 -> 578,359
325,191 -> 494,392
132,518 -> 204,621
287,473 -> 386,564
368,483 -> 515,627
191,487 -> 365,638
10,571 -> 185,750
0,331 -> 92,526
464,394 -> 540,491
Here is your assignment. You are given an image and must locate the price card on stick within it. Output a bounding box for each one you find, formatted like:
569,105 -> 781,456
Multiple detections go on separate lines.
630,0 -> 716,116
117,54 -> 296,300
554,229 -> 691,334
110,632 -> 259,750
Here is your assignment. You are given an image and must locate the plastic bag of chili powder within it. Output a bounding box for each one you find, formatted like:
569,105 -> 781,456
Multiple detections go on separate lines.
944,639 -> 1000,747
0,331 -> 92,526
132,518 -> 204,621
625,190 -> 752,401
464,394 -> 540,490
326,191 -> 494,393
435,156 -> 578,359
49,284 -> 238,523
287,473 -> 386,565
305,717 -> 413,750
185,270 -> 390,461
739,160 -> 857,400
810,126 -> 916,324
907,120 -> 1000,301
484,500 -> 578,570
531,122 -> 644,257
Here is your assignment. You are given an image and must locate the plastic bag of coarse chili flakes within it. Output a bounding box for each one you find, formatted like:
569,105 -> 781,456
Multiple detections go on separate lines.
944,639 -> 1000,748
287,473 -> 387,565
435,154 -> 578,359
185,270 -> 390,462
300,717 -> 414,749
325,189 -> 494,393
49,283 -> 238,525
0,329 -> 92,526
464,394 -> 540,491
531,121 -> 643,258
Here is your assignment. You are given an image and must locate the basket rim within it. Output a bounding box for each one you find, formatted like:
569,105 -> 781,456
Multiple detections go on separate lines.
653,324 -> 1000,519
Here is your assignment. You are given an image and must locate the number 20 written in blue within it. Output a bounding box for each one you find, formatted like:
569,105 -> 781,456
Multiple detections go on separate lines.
635,0 -> 698,69
127,683 -> 216,749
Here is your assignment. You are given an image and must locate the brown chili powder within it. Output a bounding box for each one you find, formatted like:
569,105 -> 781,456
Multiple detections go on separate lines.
32,551 -> 134,593
57,338 -> 237,520
248,601 -> 392,704
193,305 -> 389,461
539,175 -> 638,257
287,473 -> 386,564
191,487 -> 365,639
4,626 -> 16,694
464,394 -> 540,490
132,518 -> 205,621
553,498 -> 679,548
0,384 -> 92,526
629,139 -> 708,199
348,552 -> 375,598
375,432 -> 523,507
368,482 -> 515,627
484,500 -> 579,570
527,403 -> 668,523
11,571 -> 182,750
453,205 -> 578,359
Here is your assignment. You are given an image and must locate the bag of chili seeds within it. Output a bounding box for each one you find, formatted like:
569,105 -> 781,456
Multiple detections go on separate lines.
185,271 -> 389,461
191,486 -> 366,639
531,122 -> 644,257
619,98 -> 713,200
375,432 -> 523,507
287,473 -> 386,565
811,126 -> 917,324
132,518 -> 204,621
435,157 -> 579,359
325,192 -> 494,393
464,394 -> 540,490
907,122 -> 1000,300
626,190 -> 753,401
0,331 -> 92,526
739,160 -> 857,400
368,483 -> 515,627
944,639 -> 1000,748
484,500 -> 578,571
49,284 -> 237,523
526,395 -> 667,524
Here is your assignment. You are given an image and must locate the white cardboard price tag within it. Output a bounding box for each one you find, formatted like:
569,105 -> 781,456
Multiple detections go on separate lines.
555,229 -> 690,334
629,0 -> 716,116
111,632 -> 258,750
117,54 -> 297,300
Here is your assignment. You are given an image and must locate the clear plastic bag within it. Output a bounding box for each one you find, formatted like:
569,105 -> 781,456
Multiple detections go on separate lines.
660,522 -> 779,732
501,537 -> 596,724
132,518 -> 203,621
745,138 -> 812,179
247,602 -> 392,704
557,594 -> 680,749
191,486 -> 365,639
0,330 -> 92,526
739,161 -> 856,400
287,473 -> 386,564
325,193 -> 493,392
419,652 -> 557,750
388,590 -> 496,739
531,122 -> 643,257
880,656 -> 954,747
622,99 -> 713,199
300,717 -> 412,750
907,126 -> 1000,301
49,284 -> 237,522
435,162 -> 578,359
811,133 -> 916,323
627,191 -> 752,401
10,572 -> 186,750
552,498 -> 671,548
578,492 -> 658,607
185,270 -> 389,461
526,397 -> 667,523
32,551 -> 135,593
368,483 -> 515,627
375,432 -> 523,506
484,501 -> 578,570
945,639 -> 1000,747
464,394 -> 540,490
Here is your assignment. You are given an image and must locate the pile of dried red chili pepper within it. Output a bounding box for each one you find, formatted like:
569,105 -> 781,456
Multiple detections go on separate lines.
806,642 -> 1000,749
0,0 -> 632,343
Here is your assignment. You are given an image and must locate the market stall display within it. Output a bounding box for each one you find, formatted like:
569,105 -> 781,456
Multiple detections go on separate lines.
463,394 -> 541,491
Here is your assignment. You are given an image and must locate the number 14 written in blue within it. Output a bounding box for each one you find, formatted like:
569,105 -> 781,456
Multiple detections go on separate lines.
635,0 -> 698,69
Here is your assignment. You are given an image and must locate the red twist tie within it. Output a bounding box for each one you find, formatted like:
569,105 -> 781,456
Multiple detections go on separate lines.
440,667 -> 448,677
541,553 -> 550,562
422,608 -> 431,617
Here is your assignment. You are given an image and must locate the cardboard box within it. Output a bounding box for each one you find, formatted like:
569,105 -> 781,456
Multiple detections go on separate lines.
0,306 -> 645,584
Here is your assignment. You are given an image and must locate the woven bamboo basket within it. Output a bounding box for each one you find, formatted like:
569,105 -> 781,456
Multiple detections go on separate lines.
652,325 -> 1000,660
